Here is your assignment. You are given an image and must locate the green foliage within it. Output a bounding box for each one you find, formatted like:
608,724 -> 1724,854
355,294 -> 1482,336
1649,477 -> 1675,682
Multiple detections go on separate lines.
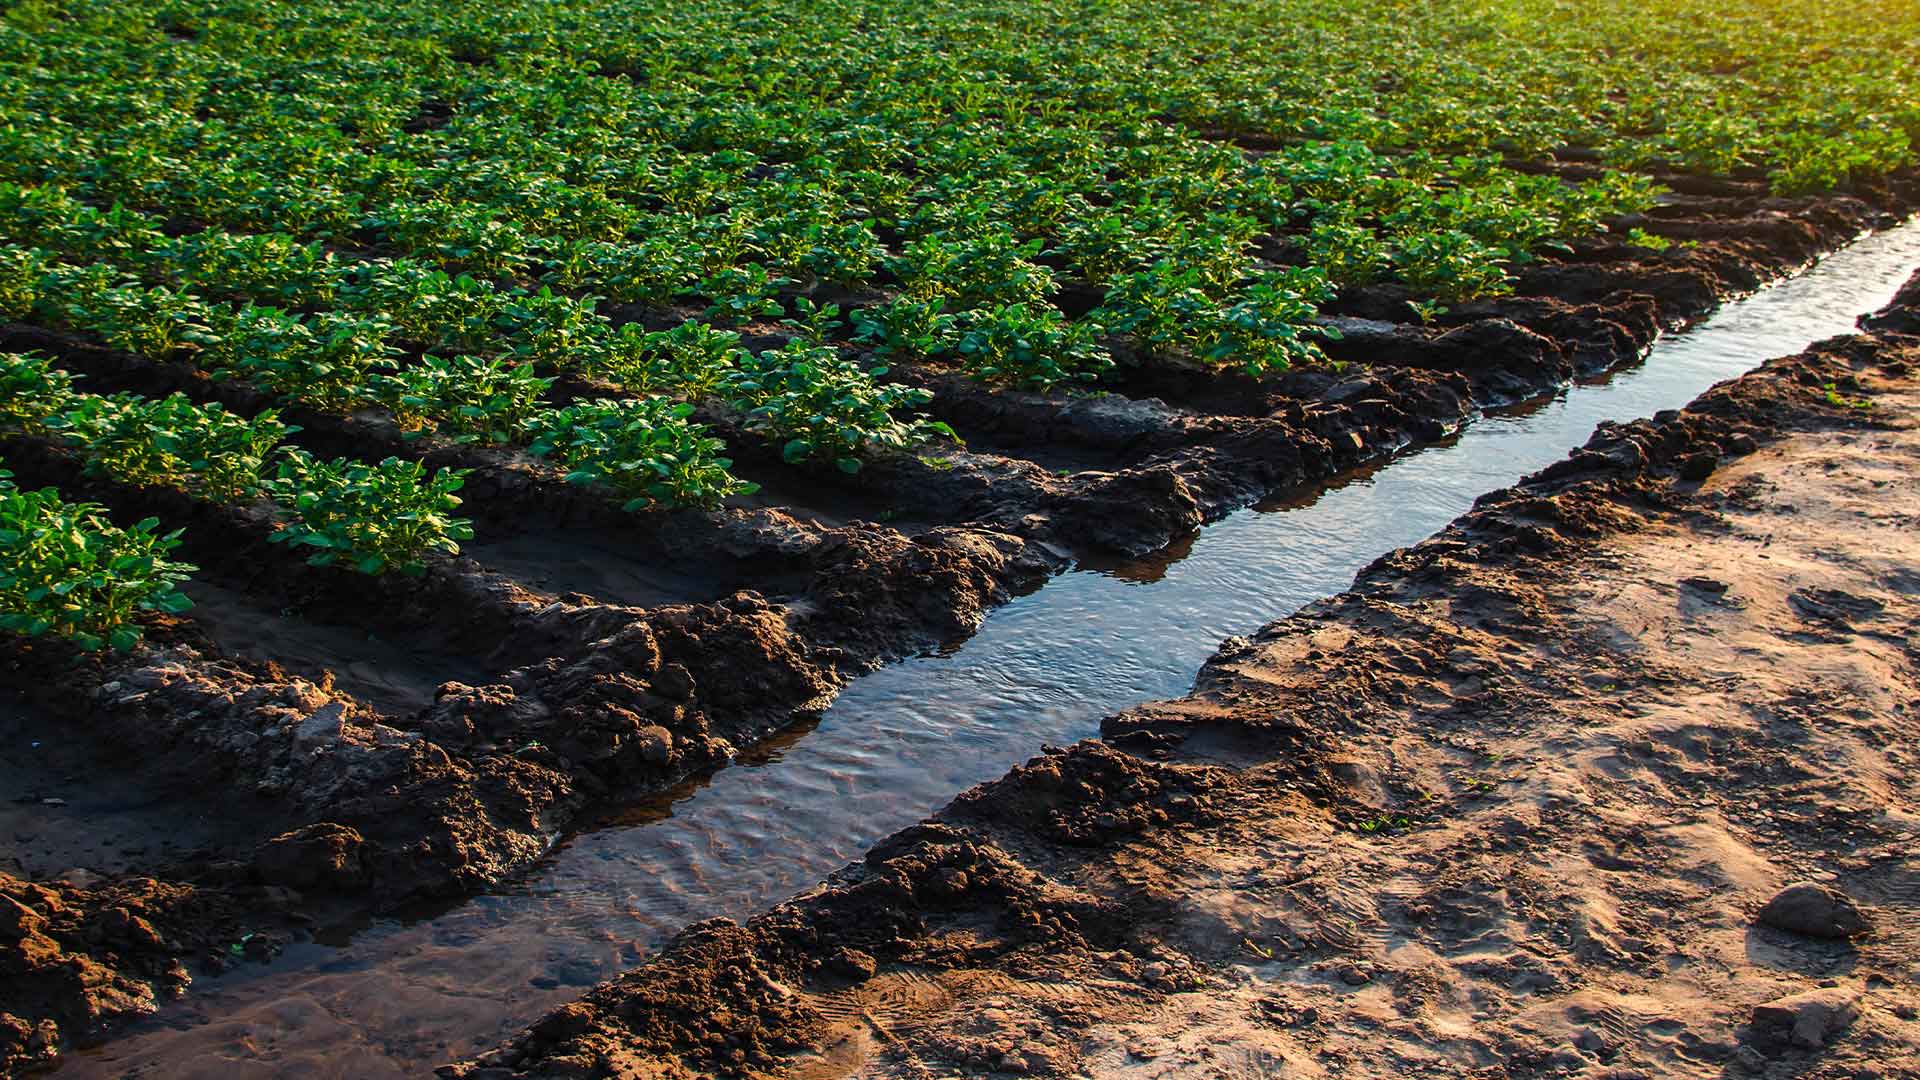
520,397 -> 754,510
0,477 -> 195,652
722,342 -> 954,472
1390,231 -> 1514,303
0,352 -> 81,433
699,263 -> 789,326
1200,268 -> 1339,374
196,307 -> 398,412
0,245 -> 47,320
493,286 -> 603,372
265,452 -> 474,576
375,355 -> 552,442
951,304 -> 1111,389
1623,227 -> 1673,252
0,0 -> 1910,494
157,231 -> 339,307
889,229 -> 1056,308
62,283 -> 212,360
850,298 -> 960,360
56,393 -> 291,502
604,321 -> 744,396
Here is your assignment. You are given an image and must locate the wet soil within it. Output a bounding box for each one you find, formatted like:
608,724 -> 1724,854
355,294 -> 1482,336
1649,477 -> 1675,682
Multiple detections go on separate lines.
450,285 -> 1920,1080
3,181 -> 1919,1072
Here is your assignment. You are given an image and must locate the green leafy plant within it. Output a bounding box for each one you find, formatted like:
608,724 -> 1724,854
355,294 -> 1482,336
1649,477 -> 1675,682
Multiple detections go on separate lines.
722,341 -> 954,472
951,303 -> 1112,389
604,320 -> 744,397
1623,227 -> 1672,252
375,355 -> 553,442
0,351 -> 81,433
700,263 -> 789,326
56,393 -> 291,502
520,396 -> 754,510
0,476 -> 195,651
0,244 -> 47,320
265,452 -> 473,575
850,297 -> 961,359
196,307 -> 398,412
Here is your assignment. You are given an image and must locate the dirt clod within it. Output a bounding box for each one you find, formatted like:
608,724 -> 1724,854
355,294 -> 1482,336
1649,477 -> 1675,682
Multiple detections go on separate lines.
1757,882 -> 1871,939
1753,987 -> 1862,1048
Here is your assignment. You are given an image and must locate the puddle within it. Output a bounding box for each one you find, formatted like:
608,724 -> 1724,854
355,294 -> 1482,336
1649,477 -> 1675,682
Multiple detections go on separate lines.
65,219 -> 1920,1078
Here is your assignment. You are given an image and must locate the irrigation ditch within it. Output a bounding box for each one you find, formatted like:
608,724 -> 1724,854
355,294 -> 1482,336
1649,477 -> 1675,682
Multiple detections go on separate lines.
0,195 -> 1907,1075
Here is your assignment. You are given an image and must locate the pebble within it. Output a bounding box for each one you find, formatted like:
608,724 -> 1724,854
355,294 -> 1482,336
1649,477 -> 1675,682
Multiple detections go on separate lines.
1752,987 -> 1860,1049
1756,882 -> 1870,939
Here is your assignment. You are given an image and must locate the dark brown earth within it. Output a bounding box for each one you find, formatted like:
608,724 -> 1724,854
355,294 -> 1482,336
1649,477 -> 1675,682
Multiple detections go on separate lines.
445,278 -> 1920,1078
2,179 -> 1916,1073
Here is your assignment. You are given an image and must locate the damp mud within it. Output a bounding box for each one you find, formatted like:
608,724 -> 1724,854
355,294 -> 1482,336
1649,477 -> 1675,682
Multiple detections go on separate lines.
26,222 -> 1920,1075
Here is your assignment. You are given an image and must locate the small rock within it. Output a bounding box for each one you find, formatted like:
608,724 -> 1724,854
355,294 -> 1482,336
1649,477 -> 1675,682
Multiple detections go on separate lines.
1752,987 -> 1860,1049
254,822 -> 367,891
0,896 -> 45,940
1340,965 -> 1371,986
631,724 -> 674,765
653,663 -> 694,701
1575,1029 -> 1606,1052
99,906 -> 166,950
1678,452 -> 1719,482
292,702 -> 350,754
1679,576 -> 1729,596
1757,882 -> 1870,939
826,947 -> 877,981
1731,1046 -> 1767,1072
926,867 -> 970,898
1139,961 -> 1169,982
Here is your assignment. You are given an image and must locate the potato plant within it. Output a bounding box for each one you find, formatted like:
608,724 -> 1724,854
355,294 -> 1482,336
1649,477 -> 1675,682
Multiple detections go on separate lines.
265,452 -> 475,576
722,342 -> 955,472
520,397 -> 755,510
0,474 -> 195,652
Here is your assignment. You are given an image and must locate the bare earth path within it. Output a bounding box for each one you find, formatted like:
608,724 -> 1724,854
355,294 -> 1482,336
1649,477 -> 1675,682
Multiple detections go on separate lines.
454,282 -> 1920,1080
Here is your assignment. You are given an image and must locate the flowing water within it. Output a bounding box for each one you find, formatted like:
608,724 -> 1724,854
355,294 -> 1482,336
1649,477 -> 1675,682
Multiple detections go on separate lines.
69,220 -> 1920,1077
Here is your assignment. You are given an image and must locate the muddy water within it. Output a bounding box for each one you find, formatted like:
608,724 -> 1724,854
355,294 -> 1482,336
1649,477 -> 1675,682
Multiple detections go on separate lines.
68,221 -> 1920,1077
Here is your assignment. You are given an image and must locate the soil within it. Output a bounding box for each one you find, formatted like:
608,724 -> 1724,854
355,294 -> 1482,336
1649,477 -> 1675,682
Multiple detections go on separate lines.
446,287 -> 1920,1078
2,179 -> 1918,1072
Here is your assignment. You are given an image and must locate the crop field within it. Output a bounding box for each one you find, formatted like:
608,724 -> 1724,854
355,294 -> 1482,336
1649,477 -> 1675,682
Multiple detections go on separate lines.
0,0 -> 1917,1071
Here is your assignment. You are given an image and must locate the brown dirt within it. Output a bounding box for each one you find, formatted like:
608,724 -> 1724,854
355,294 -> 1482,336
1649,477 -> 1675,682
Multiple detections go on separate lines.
446,288 -> 1920,1079
1,182 -> 1916,1072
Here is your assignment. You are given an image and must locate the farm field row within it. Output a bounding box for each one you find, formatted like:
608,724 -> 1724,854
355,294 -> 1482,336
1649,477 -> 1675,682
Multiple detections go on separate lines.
1,0 -> 1917,1070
